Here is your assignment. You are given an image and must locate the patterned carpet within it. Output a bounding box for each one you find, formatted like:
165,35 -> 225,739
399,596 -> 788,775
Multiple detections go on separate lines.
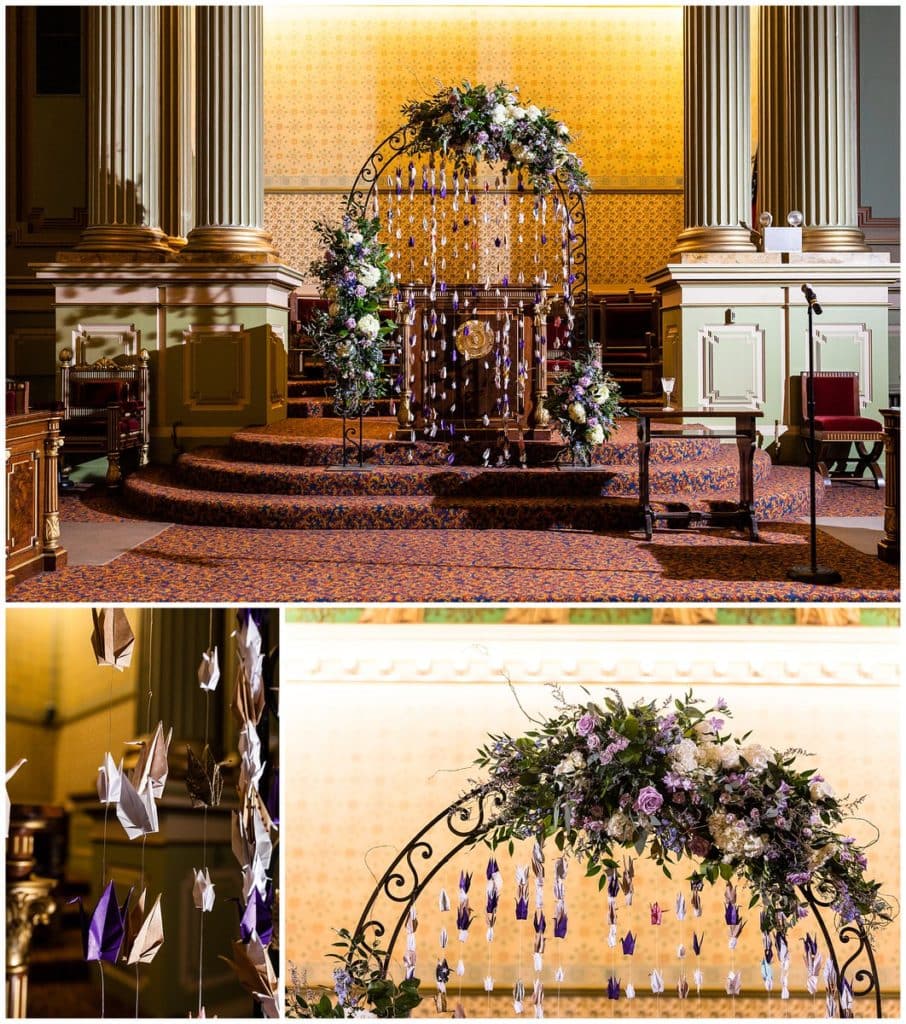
10,517 -> 898,603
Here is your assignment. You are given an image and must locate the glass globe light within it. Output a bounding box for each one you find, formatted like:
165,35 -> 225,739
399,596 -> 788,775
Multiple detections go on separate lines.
758,211 -> 773,229
787,210 -> 804,228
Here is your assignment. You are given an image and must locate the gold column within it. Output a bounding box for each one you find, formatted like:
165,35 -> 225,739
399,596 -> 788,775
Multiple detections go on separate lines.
757,7 -> 792,228
76,6 -> 173,257
672,6 -> 756,255
182,6 -> 276,261
41,426 -> 64,569
788,6 -> 867,251
160,7 -> 195,250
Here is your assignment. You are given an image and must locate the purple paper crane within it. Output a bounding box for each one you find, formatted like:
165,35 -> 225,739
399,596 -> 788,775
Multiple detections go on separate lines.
238,887 -> 274,946
533,910 -> 547,935
456,904 -> 474,933
692,932 -> 704,956
458,871 -> 472,894
606,871 -> 620,900
620,932 -> 636,956
515,894 -> 529,920
486,858 -> 500,881
607,976 -> 621,1000
486,889 -> 499,916
553,908 -> 568,939
70,880 -> 132,962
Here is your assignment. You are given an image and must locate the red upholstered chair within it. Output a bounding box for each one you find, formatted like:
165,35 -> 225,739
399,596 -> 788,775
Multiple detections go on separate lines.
6,378 -> 30,416
59,349 -> 150,488
800,371 -> 884,488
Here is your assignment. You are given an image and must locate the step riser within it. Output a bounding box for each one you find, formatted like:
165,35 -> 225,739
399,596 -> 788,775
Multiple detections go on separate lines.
175,460 -> 770,498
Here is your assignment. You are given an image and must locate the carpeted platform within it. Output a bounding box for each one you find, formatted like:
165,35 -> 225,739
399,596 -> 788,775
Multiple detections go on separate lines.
9,521 -> 898,603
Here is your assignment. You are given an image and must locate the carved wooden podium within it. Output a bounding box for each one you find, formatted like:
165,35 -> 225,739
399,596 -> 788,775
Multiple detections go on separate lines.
395,284 -> 552,442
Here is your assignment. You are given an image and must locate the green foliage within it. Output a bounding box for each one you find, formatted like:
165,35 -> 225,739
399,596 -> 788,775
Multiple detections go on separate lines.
401,81 -> 589,195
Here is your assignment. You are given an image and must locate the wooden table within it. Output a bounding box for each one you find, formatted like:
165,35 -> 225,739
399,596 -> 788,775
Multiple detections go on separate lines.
633,407 -> 763,541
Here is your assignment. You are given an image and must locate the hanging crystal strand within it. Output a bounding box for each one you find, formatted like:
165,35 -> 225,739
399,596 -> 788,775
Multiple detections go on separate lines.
552,857 -> 567,1015
724,882 -> 744,1004
621,857 -> 635,1002
690,875 -> 704,1008
531,840 -> 545,1017
606,867 -> 620,1006
776,930 -> 791,1005
802,932 -> 822,1010
455,870 -> 474,1015
436,888 -> 451,1013
675,892 -> 689,1000
485,856 -> 502,1010
514,864 -> 529,1015
759,911 -> 775,1011
403,906 -> 418,982
649,900 -> 665,1001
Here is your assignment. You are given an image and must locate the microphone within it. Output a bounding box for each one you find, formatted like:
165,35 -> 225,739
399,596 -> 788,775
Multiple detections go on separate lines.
801,283 -> 822,315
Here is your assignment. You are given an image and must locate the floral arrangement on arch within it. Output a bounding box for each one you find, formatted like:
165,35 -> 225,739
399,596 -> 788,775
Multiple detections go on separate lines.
544,355 -> 622,465
474,689 -> 889,936
308,216 -> 396,417
401,82 -> 589,195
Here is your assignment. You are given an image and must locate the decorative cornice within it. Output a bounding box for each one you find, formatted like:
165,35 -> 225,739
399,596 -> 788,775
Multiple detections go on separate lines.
284,624 -> 899,688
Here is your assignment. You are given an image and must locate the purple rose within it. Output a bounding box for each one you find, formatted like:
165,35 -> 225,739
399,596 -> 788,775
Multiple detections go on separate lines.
634,786 -> 663,816
345,317 -> 357,330
576,712 -> 596,737
477,130 -> 489,144
355,284 -> 367,298
578,376 -> 591,388
586,733 -> 601,751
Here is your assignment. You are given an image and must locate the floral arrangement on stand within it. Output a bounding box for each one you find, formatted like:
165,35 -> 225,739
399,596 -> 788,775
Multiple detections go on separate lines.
544,356 -> 622,465
402,82 -> 589,195
474,689 -> 888,936
308,216 -> 396,418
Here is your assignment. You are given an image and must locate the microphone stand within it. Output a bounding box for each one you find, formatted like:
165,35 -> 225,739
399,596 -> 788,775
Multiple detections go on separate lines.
788,288 -> 842,584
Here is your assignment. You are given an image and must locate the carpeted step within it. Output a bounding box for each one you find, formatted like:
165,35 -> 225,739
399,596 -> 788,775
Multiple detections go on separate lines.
229,418 -> 726,467
287,395 -> 396,419
175,446 -> 772,498
124,462 -> 816,530
124,467 -> 640,530
288,380 -> 330,398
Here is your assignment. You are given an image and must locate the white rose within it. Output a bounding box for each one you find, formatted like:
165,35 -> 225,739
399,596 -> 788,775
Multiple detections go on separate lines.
585,423 -> 604,445
510,105 -> 527,120
348,231 -> 363,245
553,749 -> 585,776
557,122 -> 569,136
357,313 -> 381,339
719,744 -> 741,770
491,103 -> 509,125
590,382 -> 610,404
525,104 -> 542,122
358,264 -> 381,288
809,777 -> 835,802
669,738 -> 699,775
695,742 -> 723,770
567,401 -> 586,424
606,811 -> 635,842
743,834 -> 766,859
740,743 -> 770,771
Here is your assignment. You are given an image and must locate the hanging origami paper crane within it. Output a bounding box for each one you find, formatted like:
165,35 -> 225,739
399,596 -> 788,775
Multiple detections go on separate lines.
193,867 -> 216,912
91,607 -> 135,670
237,887 -> 274,946
232,616 -> 266,726
3,758 -> 27,840
121,889 -> 164,966
198,646 -> 220,691
186,744 -> 224,809
238,723 -> 265,794
220,934 -> 278,1018
96,753 -> 123,805
129,721 -> 173,799
71,880 -> 132,962
116,772 -> 159,840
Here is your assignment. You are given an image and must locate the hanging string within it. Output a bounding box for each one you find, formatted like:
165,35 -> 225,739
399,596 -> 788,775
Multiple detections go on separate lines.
135,609 -> 154,1019
198,608 -> 214,1017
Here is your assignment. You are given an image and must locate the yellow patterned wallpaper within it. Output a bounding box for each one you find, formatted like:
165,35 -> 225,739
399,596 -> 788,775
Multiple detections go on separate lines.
262,5 -> 685,290
263,5 -> 683,184
284,678 -> 900,1002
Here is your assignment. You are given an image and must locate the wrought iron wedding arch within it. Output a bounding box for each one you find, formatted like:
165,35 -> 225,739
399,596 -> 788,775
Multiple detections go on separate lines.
348,787 -> 883,1019
344,123 -> 591,345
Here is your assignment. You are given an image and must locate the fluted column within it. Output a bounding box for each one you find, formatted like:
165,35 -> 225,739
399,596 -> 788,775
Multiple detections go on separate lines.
788,6 -> 867,251
182,6 -> 275,260
757,7 -> 792,229
159,7 -> 195,249
672,6 -> 756,255
77,6 -> 172,256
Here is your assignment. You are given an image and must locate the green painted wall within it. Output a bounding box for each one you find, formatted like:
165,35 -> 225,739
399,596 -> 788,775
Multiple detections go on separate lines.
859,7 -> 900,218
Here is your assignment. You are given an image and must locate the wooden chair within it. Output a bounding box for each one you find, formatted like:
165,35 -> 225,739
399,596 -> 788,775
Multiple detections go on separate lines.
800,371 -> 885,487
59,348 -> 150,488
